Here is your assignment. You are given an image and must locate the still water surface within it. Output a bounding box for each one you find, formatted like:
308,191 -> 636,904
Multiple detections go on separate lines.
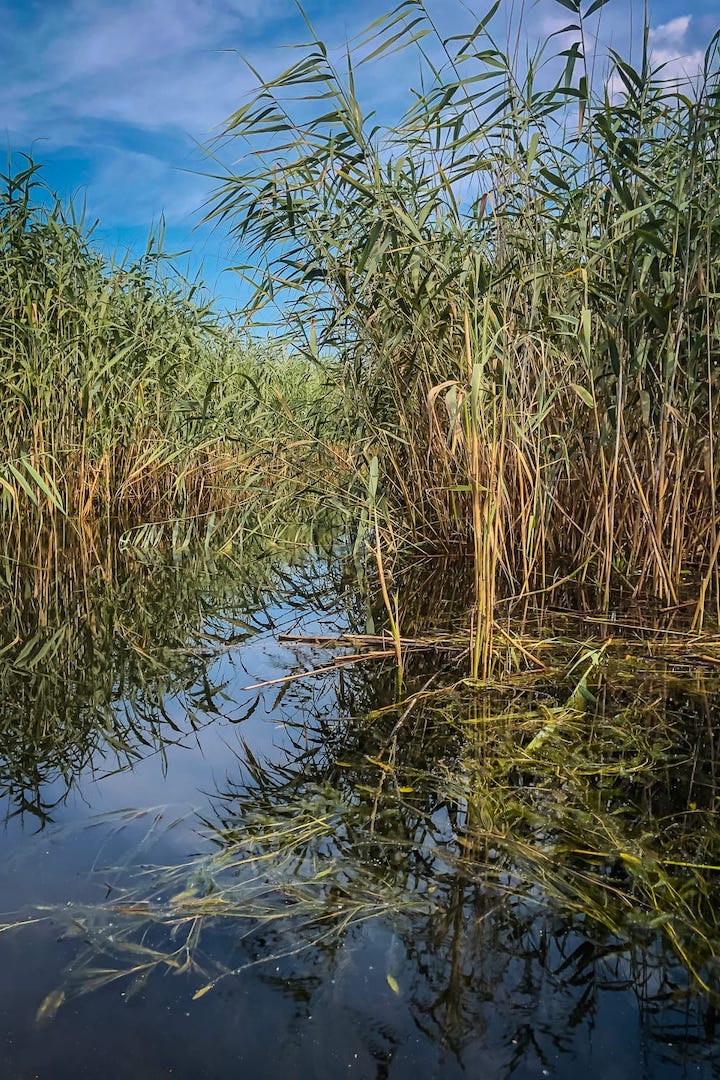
1,546 -> 719,1078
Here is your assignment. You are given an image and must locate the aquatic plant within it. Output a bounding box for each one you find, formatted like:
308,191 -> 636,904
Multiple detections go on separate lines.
8,638 -> 720,1018
207,0 -> 720,658
0,159 -> 349,542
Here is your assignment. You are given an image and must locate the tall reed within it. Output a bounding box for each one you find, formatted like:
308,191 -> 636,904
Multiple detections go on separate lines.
207,0 -> 720,655
0,158 -> 348,543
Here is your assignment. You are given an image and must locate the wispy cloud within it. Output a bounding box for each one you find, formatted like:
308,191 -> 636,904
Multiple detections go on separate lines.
0,0 -> 305,235
2,0 -> 279,139
648,14 -> 705,82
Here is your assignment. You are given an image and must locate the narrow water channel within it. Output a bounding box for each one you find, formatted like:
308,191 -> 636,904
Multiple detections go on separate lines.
1,543 -> 719,1079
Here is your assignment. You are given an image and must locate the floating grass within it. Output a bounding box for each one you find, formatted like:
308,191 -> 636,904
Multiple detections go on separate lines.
6,648 -> 720,1018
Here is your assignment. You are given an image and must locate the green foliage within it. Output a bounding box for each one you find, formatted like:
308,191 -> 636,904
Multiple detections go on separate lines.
0,158 -> 348,540
207,0 -> 720,632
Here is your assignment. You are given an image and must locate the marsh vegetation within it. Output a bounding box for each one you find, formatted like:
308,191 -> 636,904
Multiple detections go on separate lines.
207,0 -> 720,661
1,0 -> 720,1074
0,158 -> 349,550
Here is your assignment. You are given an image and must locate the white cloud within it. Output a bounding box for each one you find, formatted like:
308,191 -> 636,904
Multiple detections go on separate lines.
648,14 -> 705,82
0,0 -> 302,236
604,12 -> 707,99
650,15 -> 692,48
1,0 -> 284,139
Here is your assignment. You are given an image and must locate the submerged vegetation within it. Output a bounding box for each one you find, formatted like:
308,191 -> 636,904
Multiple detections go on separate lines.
2,522 -> 720,1020
9,621 -> 720,1030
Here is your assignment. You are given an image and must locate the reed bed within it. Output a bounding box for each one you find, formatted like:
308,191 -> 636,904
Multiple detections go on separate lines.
207,0 -> 720,659
0,159 -> 348,544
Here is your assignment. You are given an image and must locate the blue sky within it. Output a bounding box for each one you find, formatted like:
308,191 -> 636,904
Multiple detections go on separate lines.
2,0 -> 717,314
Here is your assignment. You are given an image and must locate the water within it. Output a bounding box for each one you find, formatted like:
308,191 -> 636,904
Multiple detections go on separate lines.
1,542 -> 719,1078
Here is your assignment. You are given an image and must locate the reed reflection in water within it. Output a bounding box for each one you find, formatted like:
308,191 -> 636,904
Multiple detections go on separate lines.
1,539 -> 720,1078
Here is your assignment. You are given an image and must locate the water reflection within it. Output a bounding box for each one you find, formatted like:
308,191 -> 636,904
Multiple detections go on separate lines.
0,525 -> 348,826
12,667 -> 718,1075
194,685 -> 720,1077
1,541 -> 720,1077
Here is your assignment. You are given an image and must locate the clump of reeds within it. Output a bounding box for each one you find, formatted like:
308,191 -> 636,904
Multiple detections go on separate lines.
207,0 -> 720,655
0,158 -> 349,543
